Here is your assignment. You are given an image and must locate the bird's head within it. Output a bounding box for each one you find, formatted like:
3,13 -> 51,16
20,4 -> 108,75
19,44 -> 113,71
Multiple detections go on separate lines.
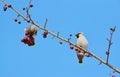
75,32 -> 83,38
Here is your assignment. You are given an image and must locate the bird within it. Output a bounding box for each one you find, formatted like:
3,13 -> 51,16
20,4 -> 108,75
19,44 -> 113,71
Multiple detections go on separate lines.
25,25 -> 37,37
76,32 -> 88,64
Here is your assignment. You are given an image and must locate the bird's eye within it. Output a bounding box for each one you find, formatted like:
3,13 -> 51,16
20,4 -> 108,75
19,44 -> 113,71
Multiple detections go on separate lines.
75,34 -> 79,38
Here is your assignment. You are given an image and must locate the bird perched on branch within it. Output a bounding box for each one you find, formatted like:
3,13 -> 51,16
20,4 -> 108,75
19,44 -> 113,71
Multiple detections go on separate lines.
21,25 -> 38,46
25,25 -> 37,37
76,32 -> 88,64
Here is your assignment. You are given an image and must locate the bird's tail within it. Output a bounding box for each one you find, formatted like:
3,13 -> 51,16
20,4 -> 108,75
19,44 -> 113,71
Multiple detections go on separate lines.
77,54 -> 84,64
79,60 -> 83,64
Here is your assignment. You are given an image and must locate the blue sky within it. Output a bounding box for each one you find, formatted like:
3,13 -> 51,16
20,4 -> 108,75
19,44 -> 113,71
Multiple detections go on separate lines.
0,0 -> 120,77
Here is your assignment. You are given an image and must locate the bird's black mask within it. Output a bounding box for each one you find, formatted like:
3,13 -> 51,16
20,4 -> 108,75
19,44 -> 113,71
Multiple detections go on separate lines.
75,34 -> 79,38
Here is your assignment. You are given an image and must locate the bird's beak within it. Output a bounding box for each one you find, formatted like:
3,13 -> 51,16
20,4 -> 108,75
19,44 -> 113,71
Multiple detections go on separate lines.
75,34 -> 79,38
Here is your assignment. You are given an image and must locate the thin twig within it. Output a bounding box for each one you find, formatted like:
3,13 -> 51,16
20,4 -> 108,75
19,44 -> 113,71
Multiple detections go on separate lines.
106,26 -> 116,63
26,0 -> 32,20
44,18 -> 48,28
29,0 -> 32,4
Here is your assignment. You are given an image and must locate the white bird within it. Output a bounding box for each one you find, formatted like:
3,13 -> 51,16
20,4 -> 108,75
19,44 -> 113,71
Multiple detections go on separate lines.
76,32 -> 88,64
25,25 -> 37,37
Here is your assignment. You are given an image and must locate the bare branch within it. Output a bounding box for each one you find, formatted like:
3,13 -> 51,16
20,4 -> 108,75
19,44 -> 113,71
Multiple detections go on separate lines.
44,18 -> 48,28
106,26 -> 116,63
25,0 -> 33,21
29,0 -> 32,4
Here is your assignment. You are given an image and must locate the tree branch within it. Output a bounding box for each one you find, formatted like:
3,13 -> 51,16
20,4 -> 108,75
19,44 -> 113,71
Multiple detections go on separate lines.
1,0 -> 120,74
106,26 -> 116,63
